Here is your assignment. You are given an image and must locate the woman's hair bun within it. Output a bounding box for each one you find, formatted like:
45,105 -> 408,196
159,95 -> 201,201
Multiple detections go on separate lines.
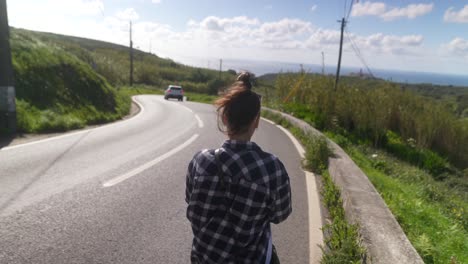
236,71 -> 253,90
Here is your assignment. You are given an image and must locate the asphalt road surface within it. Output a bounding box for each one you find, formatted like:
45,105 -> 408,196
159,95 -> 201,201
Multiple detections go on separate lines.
0,95 -> 313,264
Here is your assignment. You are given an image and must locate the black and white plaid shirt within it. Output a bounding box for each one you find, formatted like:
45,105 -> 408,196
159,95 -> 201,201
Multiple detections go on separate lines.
186,140 -> 292,263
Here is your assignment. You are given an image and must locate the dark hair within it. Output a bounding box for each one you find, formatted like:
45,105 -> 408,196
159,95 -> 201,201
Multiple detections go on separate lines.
215,71 -> 261,136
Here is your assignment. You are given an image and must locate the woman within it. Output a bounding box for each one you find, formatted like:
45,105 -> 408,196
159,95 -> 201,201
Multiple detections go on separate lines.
186,72 -> 292,263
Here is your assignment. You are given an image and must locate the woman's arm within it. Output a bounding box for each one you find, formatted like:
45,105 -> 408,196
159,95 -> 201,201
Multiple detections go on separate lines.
270,160 -> 292,224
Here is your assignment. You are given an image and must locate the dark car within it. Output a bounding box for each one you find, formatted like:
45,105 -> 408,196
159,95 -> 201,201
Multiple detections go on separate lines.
164,85 -> 184,101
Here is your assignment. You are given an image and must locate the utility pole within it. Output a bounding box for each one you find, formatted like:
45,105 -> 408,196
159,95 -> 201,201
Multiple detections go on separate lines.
219,59 -> 222,79
129,21 -> 134,86
321,51 -> 325,75
0,0 -> 16,134
334,17 -> 346,91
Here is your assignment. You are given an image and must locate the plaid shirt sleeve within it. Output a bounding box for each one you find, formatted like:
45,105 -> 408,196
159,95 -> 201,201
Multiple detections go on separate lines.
269,158 -> 292,224
185,151 -> 200,204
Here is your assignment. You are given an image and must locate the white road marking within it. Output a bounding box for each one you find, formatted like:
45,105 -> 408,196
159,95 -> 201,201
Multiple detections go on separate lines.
260,117 -> 276,125
195,114 -> 204,128
103,134 -> 199,187
1,96 -> 145,152
180,105 -> 194,114
178,104 -> 204,128
276,125 -> 323,264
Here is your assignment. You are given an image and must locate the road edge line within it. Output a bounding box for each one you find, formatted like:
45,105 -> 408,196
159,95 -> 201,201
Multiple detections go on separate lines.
194,114 -> 204,128
260,117 -> 276,125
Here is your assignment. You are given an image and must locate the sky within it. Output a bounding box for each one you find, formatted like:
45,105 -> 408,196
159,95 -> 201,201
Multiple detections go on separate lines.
6,0 -> 468,76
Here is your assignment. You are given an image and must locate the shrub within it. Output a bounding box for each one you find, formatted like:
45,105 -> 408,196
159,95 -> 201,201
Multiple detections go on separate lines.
271,73 -> 468,170
304,135 -> 331,174
320,171 -> 366,264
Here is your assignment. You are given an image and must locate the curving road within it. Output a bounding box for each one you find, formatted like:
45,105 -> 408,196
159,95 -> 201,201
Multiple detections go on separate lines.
0,95 -> 320,263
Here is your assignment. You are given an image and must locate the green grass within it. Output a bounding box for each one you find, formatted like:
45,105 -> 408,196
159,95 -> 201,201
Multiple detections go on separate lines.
261,110 -> 366,263
325,133 -> 468,264
263,106 -> 467,263
185,92 -> 217,104
9,28 -> 129,133
320,170 -> 366,264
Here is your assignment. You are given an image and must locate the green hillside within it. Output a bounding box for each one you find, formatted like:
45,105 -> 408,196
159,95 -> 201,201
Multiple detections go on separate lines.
8,28 -> 235,133
18,28 -> 235,92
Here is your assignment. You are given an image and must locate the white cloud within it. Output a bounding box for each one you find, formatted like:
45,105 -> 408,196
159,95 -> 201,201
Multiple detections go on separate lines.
116,8 -> 140,21
152,0 -> 162,4
352,1 -> 386,17
382,3 -> 433,21
196,16 -> 260,31
257,19 -> 313,38
265,5 -> 273,10
306,29 -> 341,49
351,2 -> 433,21
444,5 -> 468,23
304,29 -> 424,56
354,33 -> 424,55
443,38 -> 468,57
310,5 -> 317,12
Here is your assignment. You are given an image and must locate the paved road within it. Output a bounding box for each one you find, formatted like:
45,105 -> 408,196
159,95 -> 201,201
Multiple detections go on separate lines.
0,95 -> 314,263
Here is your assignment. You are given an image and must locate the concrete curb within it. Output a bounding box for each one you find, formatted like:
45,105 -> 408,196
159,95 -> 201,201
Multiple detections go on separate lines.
263,107 -> 424,264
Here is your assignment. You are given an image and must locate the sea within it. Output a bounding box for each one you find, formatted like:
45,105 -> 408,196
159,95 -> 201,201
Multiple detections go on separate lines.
181,58 -> 468,87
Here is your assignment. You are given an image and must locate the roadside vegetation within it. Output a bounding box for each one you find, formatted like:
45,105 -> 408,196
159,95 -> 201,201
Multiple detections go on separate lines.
8,28 -> 234,134
326,133 -> 468,263
258,73 -> 468,263
261,110 -> 366,263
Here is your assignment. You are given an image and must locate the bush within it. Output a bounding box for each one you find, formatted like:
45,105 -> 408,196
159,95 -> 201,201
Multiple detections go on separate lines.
320,171 -> 366,264
304,135 -> 331,174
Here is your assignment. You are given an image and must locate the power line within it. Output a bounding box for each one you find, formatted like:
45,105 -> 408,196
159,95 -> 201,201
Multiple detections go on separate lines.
344,0 -> 348,17
345,29 -> 374,78
346,0 -> 355,21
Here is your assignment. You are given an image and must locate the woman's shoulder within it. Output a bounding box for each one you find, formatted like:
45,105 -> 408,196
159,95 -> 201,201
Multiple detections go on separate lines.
190,149 -> 218,169
192,149 -> 215,163
255,147 -> 283,164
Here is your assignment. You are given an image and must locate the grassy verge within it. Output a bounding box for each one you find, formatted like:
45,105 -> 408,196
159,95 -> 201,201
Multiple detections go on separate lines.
16,91 -> 129,133
325,133 -> 468,264
185,92 -> 217,104
14,84 -> 218,134
261,110 -> 366,263
265,103 -> 467,263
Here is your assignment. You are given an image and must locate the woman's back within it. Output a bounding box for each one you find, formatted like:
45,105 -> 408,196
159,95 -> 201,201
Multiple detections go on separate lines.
186,140 -> 291,263
186,72 -> 291,264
